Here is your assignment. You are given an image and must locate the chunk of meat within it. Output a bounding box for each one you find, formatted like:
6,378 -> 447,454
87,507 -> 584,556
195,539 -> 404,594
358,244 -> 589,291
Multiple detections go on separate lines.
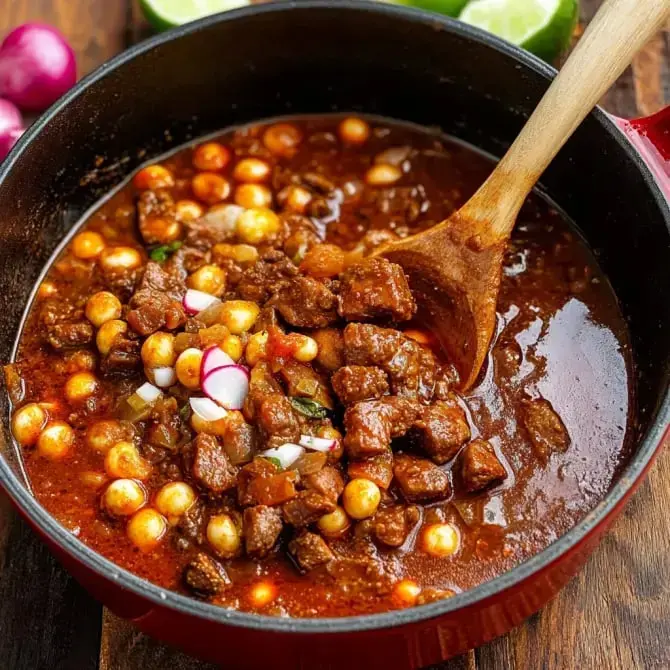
304,466 -> 344,502
294,451 -> 327,475
46,321 -> 94,350
223,412 -> 256,465
344,323 -> 425,398
192,434 -> 238,494
331,366 -> 389,405
270,276 -> 338,327
183,553 -> 230,596
460,439 -> 507,492
338,258 -> 416,322
248,470 -> 299,507
289,531 -> 335,571
521,398 -> 570,460
282,490 -> 336,527
343,397 -> 419,459
243,505 -> 283,558
372,504 -> 420,548
238,254 -> 298,304
256,393 -> 300,449
238,457 -> 279,506
347,452 -> 394,489
325,546 -> 393,596
126,288 -> 186,335
99,335 -> 141,375
137,260 -> 185,301
278,360 -> 334,410
312,327 -> 345,371
177,500 -> 207,545
411,399 -> 471,464
146,396 -> 182,450
393,453 -> 451,502
137,189 -> 179,245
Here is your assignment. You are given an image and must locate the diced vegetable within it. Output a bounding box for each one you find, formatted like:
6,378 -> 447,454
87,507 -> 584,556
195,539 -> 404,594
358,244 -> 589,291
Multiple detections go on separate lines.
183,288 -> 221,315
149,240 -> 182,262
153,366 -> 176,388
190,396 -> 228,422
261,443 -> 304,470
299,434 -> 337,453
201,345 -> 235,379
135,381 -> 162,404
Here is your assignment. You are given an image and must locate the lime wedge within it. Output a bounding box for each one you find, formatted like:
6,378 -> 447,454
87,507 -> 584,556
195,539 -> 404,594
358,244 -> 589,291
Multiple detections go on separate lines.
140,0 -> 252,32
381,0 -> 468,16
459,0 -> 578,62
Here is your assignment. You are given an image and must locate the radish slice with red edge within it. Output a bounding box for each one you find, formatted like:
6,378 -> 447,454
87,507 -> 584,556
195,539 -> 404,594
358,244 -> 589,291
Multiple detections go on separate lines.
136,382 -> 161,404
190,397 -> 228,422
153,366 -> 176,388
299,435 -> 337,452
261,444 -> 304,470
183,289 -> 221,315
201,345 -> 235,379
202,364 -> 250,410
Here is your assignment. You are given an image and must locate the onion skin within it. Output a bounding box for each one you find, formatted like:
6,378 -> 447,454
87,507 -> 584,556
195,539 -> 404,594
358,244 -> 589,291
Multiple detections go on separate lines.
0,23 -> 76,111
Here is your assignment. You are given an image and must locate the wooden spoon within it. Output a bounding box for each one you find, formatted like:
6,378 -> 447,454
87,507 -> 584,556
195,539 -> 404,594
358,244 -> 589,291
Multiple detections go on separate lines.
377,0 -> 670,391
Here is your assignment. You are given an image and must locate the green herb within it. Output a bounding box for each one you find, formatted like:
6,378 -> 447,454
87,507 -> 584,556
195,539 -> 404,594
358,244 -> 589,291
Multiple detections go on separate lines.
290,397 -> 328,419
264,456 -> 283,470
179,403 -> 191,421
150,240 -> 182,262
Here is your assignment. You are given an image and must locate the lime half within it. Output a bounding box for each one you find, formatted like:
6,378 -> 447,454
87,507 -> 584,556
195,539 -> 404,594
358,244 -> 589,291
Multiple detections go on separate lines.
459,0 -> 578,62
140,0 -> 252,32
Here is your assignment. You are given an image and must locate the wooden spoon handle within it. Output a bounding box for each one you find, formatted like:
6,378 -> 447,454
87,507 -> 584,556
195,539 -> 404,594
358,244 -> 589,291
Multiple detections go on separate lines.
460,0 -> 670,245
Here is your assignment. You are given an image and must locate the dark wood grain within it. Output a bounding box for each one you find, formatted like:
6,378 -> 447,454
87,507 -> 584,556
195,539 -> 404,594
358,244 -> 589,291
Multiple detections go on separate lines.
0,1 -> 668,669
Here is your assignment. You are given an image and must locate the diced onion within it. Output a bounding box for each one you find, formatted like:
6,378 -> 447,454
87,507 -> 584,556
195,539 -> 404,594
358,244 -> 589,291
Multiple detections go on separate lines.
183,289 -> 221,315
201,364 -> 250,410
135,382 -> 161,404
201,345 -> 235,379
299,434 -> 337,452
153,366 -> 176,388
190,396 -> 229,422
262,443 -> 304,470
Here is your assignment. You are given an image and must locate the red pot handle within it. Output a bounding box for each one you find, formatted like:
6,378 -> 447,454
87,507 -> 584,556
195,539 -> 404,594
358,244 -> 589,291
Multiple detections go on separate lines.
612,105 -> 670,199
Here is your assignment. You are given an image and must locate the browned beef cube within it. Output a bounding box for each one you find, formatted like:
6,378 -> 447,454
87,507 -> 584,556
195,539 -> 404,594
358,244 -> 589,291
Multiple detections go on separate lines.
412,399 -> 471,464
348,452 -> 394,489
127,288 -> 185,335
46,321 -> 94,350
393,453 -> 451,502
521,398 -> 570,460
460,439 -> 507,492
146,396 -> 182,450
137,189 -> 178,246
282,490 -> 335,527
238,457 -> 279,506
238,255 -> 298,304
372,504 -> 420,548
270,276 -> 338,327
177,500 -> 207,545
331,365 -> 389,405
343,397 -> 419,459
243,505 -> 283,558
278,360 -> 333,410
289,531 -> 334,571
256,393 -> 300,449
183,553 -> 230,596
100,335 -> 141,375
223,412 -> 257,465
338,258 -> 416,322
192,434 -> 238,494
312,327 -> 345,371
304,466 -> 344,502
137,260 -> 185,301
343,323 -> 422,398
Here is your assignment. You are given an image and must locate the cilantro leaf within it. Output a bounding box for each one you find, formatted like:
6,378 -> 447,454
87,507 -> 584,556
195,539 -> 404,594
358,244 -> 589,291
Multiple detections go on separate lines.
290,397 -> 328,419
150,241 -> 182,262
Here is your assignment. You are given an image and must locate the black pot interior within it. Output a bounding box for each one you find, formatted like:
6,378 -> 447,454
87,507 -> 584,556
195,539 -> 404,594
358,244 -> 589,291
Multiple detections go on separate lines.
0,0 -> 668,580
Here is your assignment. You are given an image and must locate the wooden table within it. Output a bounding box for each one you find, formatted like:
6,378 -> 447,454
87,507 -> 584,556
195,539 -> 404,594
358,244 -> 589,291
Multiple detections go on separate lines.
0,2 -> 668,668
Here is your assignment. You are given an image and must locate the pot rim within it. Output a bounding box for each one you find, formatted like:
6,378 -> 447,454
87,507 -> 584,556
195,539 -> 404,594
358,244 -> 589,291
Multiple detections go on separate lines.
1,0 -> 669,635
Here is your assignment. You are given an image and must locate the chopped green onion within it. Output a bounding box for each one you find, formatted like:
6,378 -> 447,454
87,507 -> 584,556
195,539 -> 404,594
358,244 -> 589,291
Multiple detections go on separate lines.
290,397 -> 328,419
150,240 -> 182,262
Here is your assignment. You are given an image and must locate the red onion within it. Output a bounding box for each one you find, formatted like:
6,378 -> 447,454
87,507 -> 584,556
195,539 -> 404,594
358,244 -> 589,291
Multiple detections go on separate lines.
0,23 -> 76,111
201,346 -> 235,379
261,444 -> 305,470
202,365 -> 250,410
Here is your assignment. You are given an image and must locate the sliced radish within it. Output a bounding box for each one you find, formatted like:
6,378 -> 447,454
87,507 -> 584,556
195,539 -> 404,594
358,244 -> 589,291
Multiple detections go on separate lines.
261,443 -> 305,470
190,396 -> 229,422
202,364 -> 250,410
299,434 -> 337,452
201,346 -> 235,379
153,366 -> 176,388
183,289 -> 221,315
136,382 -> 161,404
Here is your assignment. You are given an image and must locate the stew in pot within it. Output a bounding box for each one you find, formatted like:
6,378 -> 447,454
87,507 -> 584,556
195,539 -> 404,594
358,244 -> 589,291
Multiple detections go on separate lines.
5,115 -> 633,617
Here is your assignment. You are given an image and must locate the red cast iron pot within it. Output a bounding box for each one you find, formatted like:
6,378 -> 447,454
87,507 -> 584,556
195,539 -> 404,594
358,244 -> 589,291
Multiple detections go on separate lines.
0,2 -> 669,667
